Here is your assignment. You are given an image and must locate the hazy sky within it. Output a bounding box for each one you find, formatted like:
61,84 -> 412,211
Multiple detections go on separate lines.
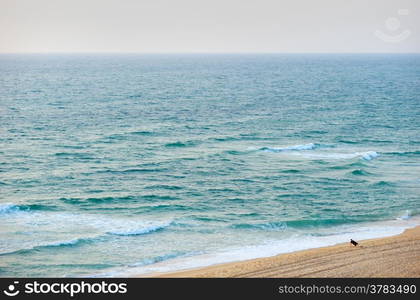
0,0 -> 419,53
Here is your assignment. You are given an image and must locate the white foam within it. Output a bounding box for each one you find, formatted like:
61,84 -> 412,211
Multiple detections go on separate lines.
0,205 -> 173,254
45,237 -> 88,247
360,151 -> 379,160
0,236 -> 96,256
0,203 -> 20,215
285,151 -> 379,161
106,220 -> 172,236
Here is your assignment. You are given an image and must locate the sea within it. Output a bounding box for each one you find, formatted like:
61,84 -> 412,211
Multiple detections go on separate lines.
1,54 -> 419,277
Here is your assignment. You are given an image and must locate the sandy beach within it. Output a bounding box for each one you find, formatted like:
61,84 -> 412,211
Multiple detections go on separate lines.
149,226 -> 420,278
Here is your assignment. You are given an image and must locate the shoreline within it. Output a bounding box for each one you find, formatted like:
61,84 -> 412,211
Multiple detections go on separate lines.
140,225 -> 420,278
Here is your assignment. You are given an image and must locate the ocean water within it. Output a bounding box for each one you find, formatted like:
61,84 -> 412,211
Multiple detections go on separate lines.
1,54 -> 420,277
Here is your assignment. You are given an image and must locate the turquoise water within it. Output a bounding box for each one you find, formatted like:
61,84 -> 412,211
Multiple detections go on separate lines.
1,54 -> 420,277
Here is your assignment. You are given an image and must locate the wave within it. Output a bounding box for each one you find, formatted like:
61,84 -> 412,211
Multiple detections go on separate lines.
209,135 -> 270,142
0,203 -> 57,215
106,220 -> 172,236
119,215 -> 420,277
311,151 -> 379,160
387,150 -> 420,156
306,151 -> 378,160
257,142 -> 379,161
338,139 -> 359,144
339,139 -> 394,145
144,184 -> 183,191
164,141 -> 199,148
54,152 -> 94,160
141,195 -> 179,201
0,237 -> 95,256
300,130 -> 329,135
359,151 -> 379,160
372,180 -> 394,187
231,216 -> 395,231
397,210 -> 412,220
121,168 -> 165,173
211,136 -> 241,142
127,93 -> 142,99
99,130 -> 157,144
231,222 -> 288,231
57,145 -> 86,150
135,204 -> 190,213
84,196 -> 136,203
350,169 -> 373,176
230,209 -> 420,235
96,168 -> 168,175
269,150 -> 379,161
91,252 -> 192,277
129,252 -> 189,268
0,202 -> 174,255
0,203 -> 19,214
319,151 -> 379,161
46,238 -> 91,247
130,130 -> 155,136
59,195 -> 145,205
280,169 -> 301,174
327,161 -> 365,170
260,143 -> 318,152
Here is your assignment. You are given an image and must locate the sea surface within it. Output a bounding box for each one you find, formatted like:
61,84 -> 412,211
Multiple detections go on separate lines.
1,54 -> 420,277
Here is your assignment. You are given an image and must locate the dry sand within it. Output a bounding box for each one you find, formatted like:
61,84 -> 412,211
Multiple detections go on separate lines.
148,226 -> 420,278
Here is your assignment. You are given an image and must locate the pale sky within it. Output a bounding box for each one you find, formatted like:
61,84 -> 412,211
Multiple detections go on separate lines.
0,0 -> 419,53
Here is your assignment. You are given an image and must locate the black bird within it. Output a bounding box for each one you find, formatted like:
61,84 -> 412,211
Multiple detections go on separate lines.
350,239 -> 359,246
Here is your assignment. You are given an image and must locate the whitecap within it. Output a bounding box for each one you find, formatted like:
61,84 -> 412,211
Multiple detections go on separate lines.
261,143 -> 316,152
